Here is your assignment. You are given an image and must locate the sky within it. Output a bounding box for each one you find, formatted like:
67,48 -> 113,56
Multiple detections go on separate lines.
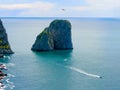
0,0 -> 120,18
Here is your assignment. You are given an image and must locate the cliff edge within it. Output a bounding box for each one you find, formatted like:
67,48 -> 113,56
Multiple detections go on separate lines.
0,19 -> 14,54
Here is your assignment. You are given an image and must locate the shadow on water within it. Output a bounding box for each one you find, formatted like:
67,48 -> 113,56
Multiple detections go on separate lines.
31,50 -> 75,90
32,50 -> 73,65
32,50 -> 102,79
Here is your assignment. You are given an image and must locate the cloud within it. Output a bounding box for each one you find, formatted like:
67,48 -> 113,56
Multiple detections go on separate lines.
0,1 -> 56,17
86,0 -> 120,10
0,0 -> 120,17
68,0 -> 120,11
62,0 -> 120,17
0,1 -> 54,10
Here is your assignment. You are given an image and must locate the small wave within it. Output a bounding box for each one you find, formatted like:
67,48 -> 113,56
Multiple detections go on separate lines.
7,74 -> 15,78
0,87 -> 6,90
6,79 -> 13,84
64,59 -> 68,62
0,84 -> 6,90
6,79 -> 15,90
0,88 -> 4,90
7,63 -> 15,67
65,66 -> 102,78
3,56 -> 11,60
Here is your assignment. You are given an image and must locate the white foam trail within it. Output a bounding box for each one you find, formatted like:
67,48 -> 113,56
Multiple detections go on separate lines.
65,66 -> 101,78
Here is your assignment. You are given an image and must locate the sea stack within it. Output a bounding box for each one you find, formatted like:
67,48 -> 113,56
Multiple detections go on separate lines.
0,19 -> 14,54
32,20 -> 73,51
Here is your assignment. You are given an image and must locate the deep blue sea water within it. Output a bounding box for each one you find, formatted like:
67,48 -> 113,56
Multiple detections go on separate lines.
0,18 -> 120,90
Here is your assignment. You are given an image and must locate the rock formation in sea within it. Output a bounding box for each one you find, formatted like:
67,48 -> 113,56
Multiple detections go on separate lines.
31,20 -> 73,51
0,19 -> 14,54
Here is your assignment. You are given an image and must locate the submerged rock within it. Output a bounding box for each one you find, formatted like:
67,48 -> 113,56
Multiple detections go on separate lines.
0,19 -> 14,54
32,20 -> 73,51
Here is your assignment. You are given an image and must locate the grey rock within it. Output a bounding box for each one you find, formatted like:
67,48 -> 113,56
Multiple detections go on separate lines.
0,19 -> 14,54
32,27 -> 54,51
32,20 -> 73,51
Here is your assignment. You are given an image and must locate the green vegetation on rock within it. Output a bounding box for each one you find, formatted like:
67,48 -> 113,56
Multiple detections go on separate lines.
0,19 -> 14,54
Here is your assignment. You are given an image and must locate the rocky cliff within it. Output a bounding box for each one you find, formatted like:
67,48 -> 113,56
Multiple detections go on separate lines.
32,20 -> 73,51
0,19 -> 14,54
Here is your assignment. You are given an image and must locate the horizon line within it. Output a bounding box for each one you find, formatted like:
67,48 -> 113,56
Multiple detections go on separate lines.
0,17 -> 120,20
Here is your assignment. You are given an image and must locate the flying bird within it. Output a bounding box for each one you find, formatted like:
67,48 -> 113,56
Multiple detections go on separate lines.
61,9 -> 66,11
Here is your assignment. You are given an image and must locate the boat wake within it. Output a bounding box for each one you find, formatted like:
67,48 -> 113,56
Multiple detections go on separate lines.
65,66 -> 102,78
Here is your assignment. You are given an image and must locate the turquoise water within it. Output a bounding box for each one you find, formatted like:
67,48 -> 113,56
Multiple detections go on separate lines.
1,18 -> 120,90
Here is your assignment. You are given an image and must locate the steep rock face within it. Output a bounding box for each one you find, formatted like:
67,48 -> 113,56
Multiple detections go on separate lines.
49,20 -> 73,49
0,19 -> 14,54
32,28 -> 54,51
32,20 -> 73,51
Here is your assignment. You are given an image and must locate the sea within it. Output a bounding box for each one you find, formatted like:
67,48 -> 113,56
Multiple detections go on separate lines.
0,17 -> 120,90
